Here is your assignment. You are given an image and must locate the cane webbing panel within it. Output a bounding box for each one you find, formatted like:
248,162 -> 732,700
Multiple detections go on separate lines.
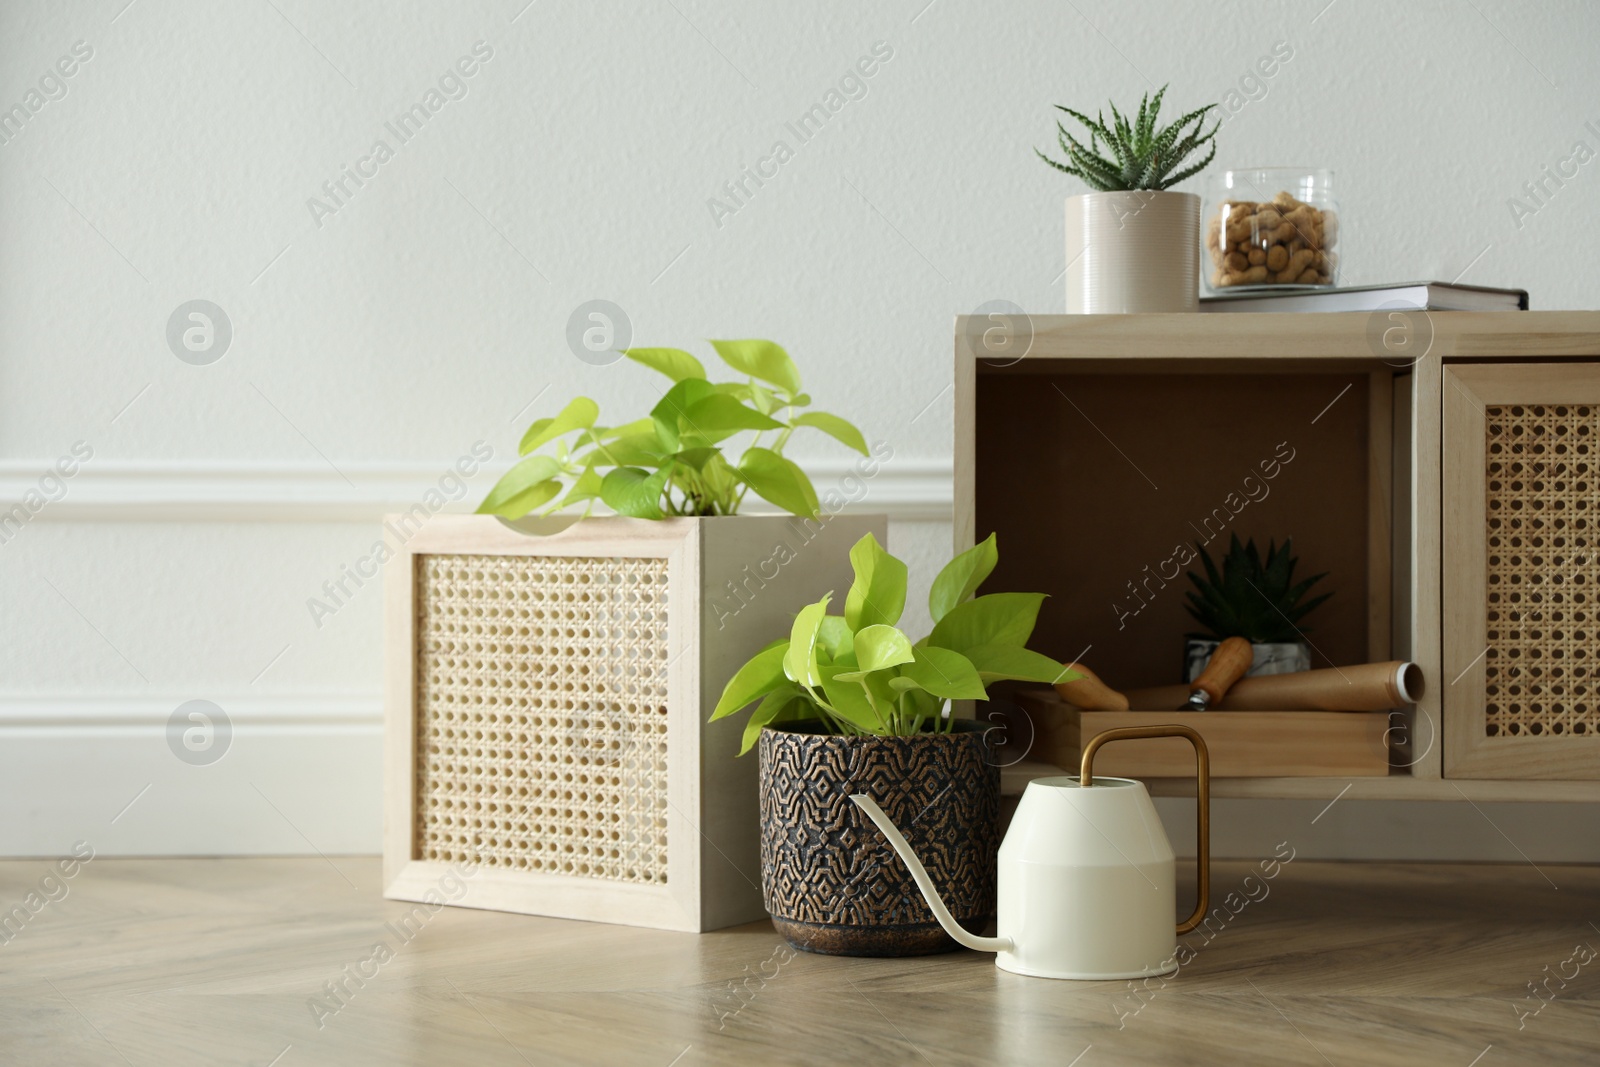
1484,404 -> 1598,739
413,553 -> 671,883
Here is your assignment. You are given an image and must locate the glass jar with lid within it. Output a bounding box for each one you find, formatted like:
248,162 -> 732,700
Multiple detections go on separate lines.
1203,168 -> 1338,292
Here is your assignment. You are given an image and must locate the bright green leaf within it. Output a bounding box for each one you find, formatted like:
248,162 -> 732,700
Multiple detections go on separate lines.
817,615 -> 853,661
669,446 -> 722,471
853,624 -> 915,673
782,594 -> 831,688
818,665 -> 884,731
860,669 -> 899,719
586,433 -> 667,468
591,417 -> 656,443
488,479 -> 560,518
477,455 -> 563,517
680,394 -> 783,441
650,379 -> 718,452
519,417 -> 553,450
927,592 -> 1047,654
963,643 -> 1078,685
711,644 -> 789,721
888,685 -> 945,736
624,347 -> 706,382
698,452 -> 739,503
552,468 -> 603,511
749,383 -> 777,416
738,447 -> 820,518
827,663 -> 904,724
710,339 -> 803,395
520,397 -> 599,456
599,465 -> 673,519
792,412 -> 869,455
719,381 -> 779,416
929,533 -> 999,624
844,532 -> 906,630
900,646 -> 988,700
740,686 -> 803,755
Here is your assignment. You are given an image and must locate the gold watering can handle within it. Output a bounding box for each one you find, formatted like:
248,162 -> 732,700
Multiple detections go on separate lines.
1079,724 -> 1211,936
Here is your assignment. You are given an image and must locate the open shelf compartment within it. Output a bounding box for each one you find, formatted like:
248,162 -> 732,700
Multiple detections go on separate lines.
957,312 -> 1600,801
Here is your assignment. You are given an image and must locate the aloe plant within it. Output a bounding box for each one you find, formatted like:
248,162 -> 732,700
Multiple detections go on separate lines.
1037,85 -> 1218,192
1184,534 -> 1331,643
477,340 -> 866,521
711,533 -> 1081,753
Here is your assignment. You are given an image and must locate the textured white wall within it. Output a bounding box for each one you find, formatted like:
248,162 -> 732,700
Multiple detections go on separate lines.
2,0 -> 1598,858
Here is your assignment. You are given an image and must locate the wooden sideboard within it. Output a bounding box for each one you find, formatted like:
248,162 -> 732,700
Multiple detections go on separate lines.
955,311 -> 1600,801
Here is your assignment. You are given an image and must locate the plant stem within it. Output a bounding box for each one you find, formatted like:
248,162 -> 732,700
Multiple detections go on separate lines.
587,437 -> 624,468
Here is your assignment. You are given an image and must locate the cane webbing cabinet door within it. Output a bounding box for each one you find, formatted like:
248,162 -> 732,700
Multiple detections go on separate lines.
1445,364 -> 1600,779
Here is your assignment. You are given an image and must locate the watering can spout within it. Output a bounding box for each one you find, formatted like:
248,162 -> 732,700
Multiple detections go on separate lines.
849,794 -> 1012,954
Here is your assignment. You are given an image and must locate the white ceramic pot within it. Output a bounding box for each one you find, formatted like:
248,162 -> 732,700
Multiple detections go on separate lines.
1063,190 -> 1200,313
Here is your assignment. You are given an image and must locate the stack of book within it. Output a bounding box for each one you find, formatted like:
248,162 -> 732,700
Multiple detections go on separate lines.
1200,281 -> 1528,313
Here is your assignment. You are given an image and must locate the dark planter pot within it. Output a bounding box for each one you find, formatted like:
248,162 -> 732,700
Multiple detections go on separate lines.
757,719 -> 999,957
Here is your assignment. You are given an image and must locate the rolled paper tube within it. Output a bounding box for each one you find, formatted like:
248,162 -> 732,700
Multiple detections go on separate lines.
1054,663 -> 1129,711
1124,661 -> 1424,713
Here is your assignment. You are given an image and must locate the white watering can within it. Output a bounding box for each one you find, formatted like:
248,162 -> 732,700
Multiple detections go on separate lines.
852,724 -> 1210,980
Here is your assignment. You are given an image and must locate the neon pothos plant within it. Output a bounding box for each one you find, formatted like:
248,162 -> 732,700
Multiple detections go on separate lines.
477,340 -> 866,520
711,532 -> 1082,754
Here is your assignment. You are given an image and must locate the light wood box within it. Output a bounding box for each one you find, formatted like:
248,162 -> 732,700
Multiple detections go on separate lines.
383,511 -> 884,931
1015,688 -> 1390,778
957,312 -> 1600,802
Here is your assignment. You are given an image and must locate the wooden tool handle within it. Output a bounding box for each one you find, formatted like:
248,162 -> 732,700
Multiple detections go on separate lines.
1128,661 -> 1423,712
1054,663 -> 1129,711
1193,636 -> 1254,706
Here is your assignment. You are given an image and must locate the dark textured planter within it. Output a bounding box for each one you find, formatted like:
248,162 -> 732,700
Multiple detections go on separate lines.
757,720 -> 999,957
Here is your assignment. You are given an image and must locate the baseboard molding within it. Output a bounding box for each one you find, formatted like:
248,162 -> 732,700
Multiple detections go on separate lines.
7,695 -> 1599,863
0,459 -> 954,522
1154,795 -> 1600,865
0,695 -> 382,857
0,452 -> 951,859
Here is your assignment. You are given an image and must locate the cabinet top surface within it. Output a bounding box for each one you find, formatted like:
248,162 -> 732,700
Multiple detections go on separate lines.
954,310 -> 1600,364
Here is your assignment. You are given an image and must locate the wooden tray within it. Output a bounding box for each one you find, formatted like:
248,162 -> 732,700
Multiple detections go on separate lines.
1014,689 -> 1391,778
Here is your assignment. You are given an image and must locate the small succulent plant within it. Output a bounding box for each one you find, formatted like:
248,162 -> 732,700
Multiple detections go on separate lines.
1037,85 -> 1218,192
1184,535 -> 1330,644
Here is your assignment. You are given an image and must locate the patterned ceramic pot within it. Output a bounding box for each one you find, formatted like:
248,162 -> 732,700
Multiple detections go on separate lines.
758,720 -> 999,956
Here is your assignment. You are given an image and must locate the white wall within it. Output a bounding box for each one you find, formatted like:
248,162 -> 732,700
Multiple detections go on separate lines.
3,0 -> 1598,860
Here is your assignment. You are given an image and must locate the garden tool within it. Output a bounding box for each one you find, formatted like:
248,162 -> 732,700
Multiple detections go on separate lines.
1127,660 -> 1424,713
1053,662 -> 1129,711
1179,636 -> 1253,710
